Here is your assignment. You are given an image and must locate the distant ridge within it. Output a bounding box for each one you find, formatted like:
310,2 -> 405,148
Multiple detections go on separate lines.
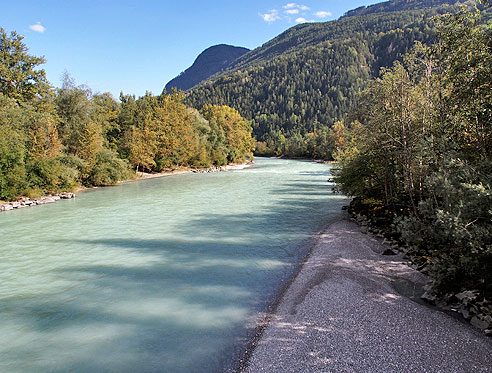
164,44 -> 249,93
342,0 -> 460,17
186,0 -> 465,140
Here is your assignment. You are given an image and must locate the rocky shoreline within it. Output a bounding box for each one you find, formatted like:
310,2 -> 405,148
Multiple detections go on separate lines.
347,202 -> 492,337
0,192 -> 76,212
135,162 -> 252,180
241,219 -> 492,372
191,164 -> 251,173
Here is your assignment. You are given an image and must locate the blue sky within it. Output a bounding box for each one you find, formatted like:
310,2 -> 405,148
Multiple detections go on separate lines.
3,1 -> 380,99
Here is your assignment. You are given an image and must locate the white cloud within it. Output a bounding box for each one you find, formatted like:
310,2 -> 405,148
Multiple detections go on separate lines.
295,17 -> 315,23
283,3 -> 310,11
260,9 -> 280,23
261,3 -> 313,24
29,22 -> 46,33
315,10 -> 332,18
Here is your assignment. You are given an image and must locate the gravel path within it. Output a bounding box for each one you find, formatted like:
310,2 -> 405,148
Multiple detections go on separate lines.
243,219 -> 492,372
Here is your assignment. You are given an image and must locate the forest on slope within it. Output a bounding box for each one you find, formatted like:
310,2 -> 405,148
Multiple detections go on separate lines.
0,29 -> 254,201
186,0 -> 466,158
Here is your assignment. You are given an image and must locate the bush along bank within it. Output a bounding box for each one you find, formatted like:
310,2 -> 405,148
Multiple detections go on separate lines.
0,162 -> 254,213
0,28 -> 255,203
333,4 -> 492,337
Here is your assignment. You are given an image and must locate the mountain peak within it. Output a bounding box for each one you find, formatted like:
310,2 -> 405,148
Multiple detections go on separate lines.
164,44 -> 249,93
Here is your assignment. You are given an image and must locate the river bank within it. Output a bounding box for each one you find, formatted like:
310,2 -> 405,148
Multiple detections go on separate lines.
0,162 -> 252,213
239,219 -> 492,372
134,162 -> 252,180
0,192 -> 76,212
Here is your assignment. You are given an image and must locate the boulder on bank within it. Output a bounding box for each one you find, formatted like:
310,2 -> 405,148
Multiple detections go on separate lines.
0,192 -> 75,212
35,197 -> 56,205
59,192 -> 75,199
0,204 -> 13,211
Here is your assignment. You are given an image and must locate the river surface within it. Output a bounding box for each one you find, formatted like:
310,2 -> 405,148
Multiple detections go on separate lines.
0,157 -> 347,372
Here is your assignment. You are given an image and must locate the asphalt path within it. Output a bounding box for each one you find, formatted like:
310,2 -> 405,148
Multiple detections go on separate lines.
243,220 -> 492,372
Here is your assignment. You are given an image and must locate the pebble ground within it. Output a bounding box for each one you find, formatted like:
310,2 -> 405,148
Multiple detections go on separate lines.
243,220 -> 492,372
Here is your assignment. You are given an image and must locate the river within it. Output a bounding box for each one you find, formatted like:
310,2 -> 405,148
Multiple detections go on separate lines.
0,157 -> 347,372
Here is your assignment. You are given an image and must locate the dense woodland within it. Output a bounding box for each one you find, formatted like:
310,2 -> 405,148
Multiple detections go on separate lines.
343,0 -> 460,17
0,29 -> 254,201
187,1 -> 466,158
334,3 -> 492,298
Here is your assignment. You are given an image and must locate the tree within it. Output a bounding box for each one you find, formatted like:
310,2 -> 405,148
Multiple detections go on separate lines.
436,4 -> 492,156
152,94 -> 199,169
186,4 -> 454,154
128,124 -> 156,172
0,94 -> 27,199
55,74 -> 106,177
335,2 -> 492,298
201,105 -> 255,164
0,28 -> 52,103
92,92 -> 120,150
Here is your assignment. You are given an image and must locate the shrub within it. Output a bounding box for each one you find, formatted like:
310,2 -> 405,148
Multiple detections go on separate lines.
27,158 -> 79,194
398,156 -> 492,297
86,149 -> 131,186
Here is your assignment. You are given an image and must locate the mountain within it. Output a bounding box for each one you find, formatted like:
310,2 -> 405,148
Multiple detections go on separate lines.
342,0 -> 459,17
164,44 -> 249,93
185,0 -> 464,147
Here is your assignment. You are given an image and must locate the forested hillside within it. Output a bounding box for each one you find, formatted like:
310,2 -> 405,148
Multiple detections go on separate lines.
186,0 -> 464,158
164,44 -> 249,92
343,0 -> 459,17
0,29 -> 254,201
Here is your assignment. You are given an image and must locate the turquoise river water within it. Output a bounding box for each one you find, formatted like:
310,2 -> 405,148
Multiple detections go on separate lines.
0,157 -> 347,372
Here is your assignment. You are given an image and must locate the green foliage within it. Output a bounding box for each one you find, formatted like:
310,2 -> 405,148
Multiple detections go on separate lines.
343,0 -> 459,17
0,121 -> 27,200
201,104 -> 255,164
26,158 -> 78,195
0,31 -> 254,200
186,1 -> 461,155
56,74 -> 104,171
57,153 -> 86,178
119,93 -> 253,172
0,28 -> 52,103
436,4 -> 492,156
335,3 -> 492,296
86,149 -> 131,186
152,94 -> 200,169
398,156 -> 492,296
0,93 -> 77,198
92,92 -> 120,150
253,125 -> 341,160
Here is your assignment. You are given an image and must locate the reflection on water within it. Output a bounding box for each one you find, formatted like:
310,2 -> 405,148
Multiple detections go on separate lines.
0,158 -> 347,372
